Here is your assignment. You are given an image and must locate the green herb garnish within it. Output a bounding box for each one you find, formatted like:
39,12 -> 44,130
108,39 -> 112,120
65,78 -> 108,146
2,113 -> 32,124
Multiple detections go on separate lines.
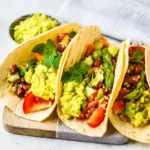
132,48 -> 144,61
32,39 -> 62,68
69,31 -> 77,38
61,62 -> 88,83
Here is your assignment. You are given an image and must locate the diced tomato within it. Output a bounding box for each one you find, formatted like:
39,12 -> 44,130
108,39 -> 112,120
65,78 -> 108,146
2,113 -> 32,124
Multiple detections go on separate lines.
77,100 -> 99,120
129,46 -> 145,53
85,44 -> 95,57
117,88 -> 130,99
55,41 -> 65,53
88,90 -> 98,103
100,36 -> 109,48
34,53 -> 43,61
112,100 -> 125,115
87,107 -> 106,128
23,92 -> 53,114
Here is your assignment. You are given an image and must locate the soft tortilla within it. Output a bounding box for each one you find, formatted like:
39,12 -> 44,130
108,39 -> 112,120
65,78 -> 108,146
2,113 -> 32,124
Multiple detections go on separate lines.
0,23 -> 82,121
109,42 -> 150,143
56,26 -> 126,137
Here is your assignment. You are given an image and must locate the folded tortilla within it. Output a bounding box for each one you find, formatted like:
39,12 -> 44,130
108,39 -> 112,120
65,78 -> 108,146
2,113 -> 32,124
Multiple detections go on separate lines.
109,41 -> 150,143
56,26 -> 127,137
0,23 -> 81,121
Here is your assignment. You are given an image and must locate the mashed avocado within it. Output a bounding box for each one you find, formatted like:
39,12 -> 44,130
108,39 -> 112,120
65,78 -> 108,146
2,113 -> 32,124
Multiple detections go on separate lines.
14,14 -> 58,43
25,63 -> 57,100
60,80 -> 87,119
120,90 -> 150,126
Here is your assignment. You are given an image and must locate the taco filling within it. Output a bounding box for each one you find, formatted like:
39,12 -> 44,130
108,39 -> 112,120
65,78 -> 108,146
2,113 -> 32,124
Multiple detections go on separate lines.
112,45 -> 150,127
60,37 -> 119,128
7,31 -> 76,114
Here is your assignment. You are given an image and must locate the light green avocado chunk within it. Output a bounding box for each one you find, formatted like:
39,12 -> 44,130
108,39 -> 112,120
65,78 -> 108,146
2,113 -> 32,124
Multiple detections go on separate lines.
85,86 -> 95,97
14,14 -> 58,43
95,88 -> 104,100
89,68 -> 104,87
25,63 -> 57,100
7,73 -> 20,83
108,44 -> 119,57
94,41 -> 103,50
83,55 -> 94,66
60,80 -> 87,119
92,49 -> 101,60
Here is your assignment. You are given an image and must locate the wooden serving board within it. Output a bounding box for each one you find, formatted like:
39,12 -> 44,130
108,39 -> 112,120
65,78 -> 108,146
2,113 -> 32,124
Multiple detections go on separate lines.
3,106 -> 129,144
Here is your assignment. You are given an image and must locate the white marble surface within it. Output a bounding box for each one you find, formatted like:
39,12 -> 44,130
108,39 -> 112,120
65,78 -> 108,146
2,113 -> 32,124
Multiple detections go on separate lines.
0,0 -> 150,149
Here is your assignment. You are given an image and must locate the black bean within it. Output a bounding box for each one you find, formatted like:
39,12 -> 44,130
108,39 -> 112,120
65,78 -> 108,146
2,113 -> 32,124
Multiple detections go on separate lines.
10,65 -> 17,74
20,77 -> 26,84
16,87 -> 25,97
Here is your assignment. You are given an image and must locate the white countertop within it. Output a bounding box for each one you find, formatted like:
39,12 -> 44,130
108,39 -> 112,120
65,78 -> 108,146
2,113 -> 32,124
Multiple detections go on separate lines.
0,0 -> 150,149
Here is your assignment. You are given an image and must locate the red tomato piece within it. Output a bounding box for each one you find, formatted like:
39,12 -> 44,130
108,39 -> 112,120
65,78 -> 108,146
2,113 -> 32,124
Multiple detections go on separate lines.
100,36 -> 109,48
112,100 -> 125,115
87,107 -> 106,128
23,92 -> 53,114
77,100 -> 99,120
117,88 -> 130,99
85,44 -> 95,57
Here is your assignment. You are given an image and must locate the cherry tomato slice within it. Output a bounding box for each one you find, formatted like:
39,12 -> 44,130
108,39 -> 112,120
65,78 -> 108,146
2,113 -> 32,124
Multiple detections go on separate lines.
87,107 -> 106,128
23,92 -> 53,114
77,100 -> 99,120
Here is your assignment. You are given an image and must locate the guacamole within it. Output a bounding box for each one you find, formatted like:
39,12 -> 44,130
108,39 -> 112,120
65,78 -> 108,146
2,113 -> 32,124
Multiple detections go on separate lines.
25,63 -> 57,100
14,14 -> 58,43
60,80 -> 87,119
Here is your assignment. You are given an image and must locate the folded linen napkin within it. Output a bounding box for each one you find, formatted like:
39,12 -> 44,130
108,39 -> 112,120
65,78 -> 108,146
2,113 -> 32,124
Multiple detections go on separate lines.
56,0 -> 150,44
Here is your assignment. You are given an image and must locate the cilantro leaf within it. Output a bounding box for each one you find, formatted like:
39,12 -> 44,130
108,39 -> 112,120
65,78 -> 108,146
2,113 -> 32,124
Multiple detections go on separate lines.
43,55 -> 54,68
53,53 -> 62,68
32,43 -> 46,55
47,39 -> 57,51
69,31 -> 77,38
61,72 -> 73,83
132,48 -> 144,61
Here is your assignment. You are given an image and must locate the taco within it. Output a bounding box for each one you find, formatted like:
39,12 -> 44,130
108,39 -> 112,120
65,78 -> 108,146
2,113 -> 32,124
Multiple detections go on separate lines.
0,23 -> 81,121
109,41 -> 150,143
57,26 -> 126,137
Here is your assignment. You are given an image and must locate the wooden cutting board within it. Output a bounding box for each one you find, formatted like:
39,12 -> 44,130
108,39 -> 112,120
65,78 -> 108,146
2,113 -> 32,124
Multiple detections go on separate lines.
3,106 -> 129,144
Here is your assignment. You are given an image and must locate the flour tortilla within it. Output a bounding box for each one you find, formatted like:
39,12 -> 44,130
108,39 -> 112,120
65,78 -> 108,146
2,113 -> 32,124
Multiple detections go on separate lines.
57,26 -> 126,137
0,23 -> 81,121
109,42 -> 150,143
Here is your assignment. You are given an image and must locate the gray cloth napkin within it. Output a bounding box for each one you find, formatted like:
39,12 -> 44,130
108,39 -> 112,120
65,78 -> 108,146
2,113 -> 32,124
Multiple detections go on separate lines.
56,0 -> 150,44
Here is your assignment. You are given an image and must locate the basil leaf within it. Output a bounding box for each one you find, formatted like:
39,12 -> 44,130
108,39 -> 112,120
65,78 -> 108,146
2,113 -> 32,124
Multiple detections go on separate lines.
32,43 -> 46,55
132,48 -> 144,60
43,55 -> 54,68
